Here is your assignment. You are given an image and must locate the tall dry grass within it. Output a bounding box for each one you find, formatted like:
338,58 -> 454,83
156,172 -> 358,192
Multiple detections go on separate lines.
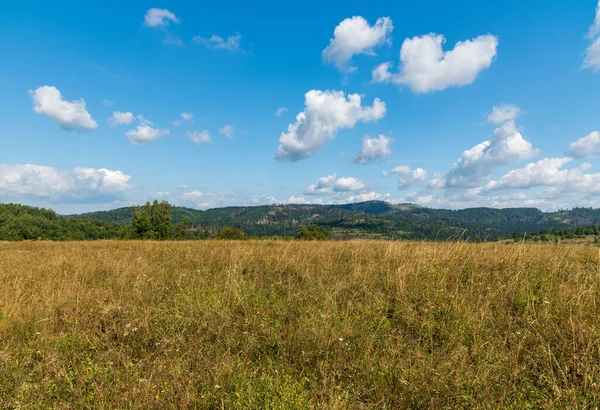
0,240 -> 599,409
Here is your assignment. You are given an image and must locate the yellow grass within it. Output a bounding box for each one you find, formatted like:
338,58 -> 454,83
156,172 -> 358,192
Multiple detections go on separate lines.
1,240 -> 599,409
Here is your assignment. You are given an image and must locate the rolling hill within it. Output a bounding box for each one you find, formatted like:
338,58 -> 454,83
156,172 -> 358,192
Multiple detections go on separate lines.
73,201 -> 600,240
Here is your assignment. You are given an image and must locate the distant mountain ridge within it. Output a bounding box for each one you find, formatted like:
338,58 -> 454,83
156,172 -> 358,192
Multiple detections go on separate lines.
72,201 -> 600,240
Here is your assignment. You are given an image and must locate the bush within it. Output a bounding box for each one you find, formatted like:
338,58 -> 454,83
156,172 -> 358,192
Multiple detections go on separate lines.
214,227 -> 245,240
296,224 -> 328,241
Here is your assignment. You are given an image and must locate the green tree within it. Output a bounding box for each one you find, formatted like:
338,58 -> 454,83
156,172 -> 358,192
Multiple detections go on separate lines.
214,227 -> 245,240
176,216 -> 190,239
296,224 -> 328,241
132,200 -> 173,239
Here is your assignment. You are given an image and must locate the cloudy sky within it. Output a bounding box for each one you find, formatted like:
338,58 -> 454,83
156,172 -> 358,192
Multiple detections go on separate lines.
2,0 -> 600,213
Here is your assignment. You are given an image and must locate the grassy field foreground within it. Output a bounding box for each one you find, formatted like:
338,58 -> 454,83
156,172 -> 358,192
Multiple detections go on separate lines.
1,241 -> 600,409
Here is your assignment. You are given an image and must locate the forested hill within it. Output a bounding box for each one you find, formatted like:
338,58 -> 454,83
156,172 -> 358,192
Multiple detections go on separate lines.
74,201 -> 600,240
4,200 -> 600,242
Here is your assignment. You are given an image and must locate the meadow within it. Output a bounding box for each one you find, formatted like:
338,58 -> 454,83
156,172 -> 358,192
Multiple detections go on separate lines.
1,240 -> 599,409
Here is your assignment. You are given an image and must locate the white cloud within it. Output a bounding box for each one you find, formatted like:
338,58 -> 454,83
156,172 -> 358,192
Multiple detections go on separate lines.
0,164 -> 131,203
304,174 -> 367,195
584,37 -> 600,71
487,104 -> 522,124
101,99 -> 114,107
304,173 -> 337,195
282,195 -> 308,204
144,8 -> 180,28
354,135 -> 392,164
275,90 -> 386,161
392,165 -> 427,189
486,157 -> 600,198
322,16 -> 393,72
125,123 -> 170,145
107,111 -> 135,126
568,131 -> 600,158
219,125 -> 234,139
334,177 -> 366,192
429,172 -> 446,189
487,157 -> 574,190
275,107 -> 288,117
193,33 -> 242,51
445,106 -> 537,187
187,130 -> 211,145
371,33 -> 498,93
587,1 -> 600,39
345,191 -> 388,202
173,112 -> 193,127
584,2 -> 600,71
30,86 -> 97,131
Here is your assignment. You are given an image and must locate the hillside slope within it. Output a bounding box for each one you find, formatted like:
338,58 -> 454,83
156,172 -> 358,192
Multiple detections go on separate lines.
74,201 -> 600,240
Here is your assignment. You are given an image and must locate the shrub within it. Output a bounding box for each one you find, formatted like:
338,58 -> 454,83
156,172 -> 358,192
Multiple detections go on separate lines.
214,227 -> 245,240
296,224 -> 328,241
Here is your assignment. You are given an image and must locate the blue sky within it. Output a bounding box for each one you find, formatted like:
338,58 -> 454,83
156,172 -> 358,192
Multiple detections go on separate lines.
1,0 -> 600,213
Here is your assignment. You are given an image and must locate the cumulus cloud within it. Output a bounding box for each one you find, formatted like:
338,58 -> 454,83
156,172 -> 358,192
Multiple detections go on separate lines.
392,165 -> 428,189
487,158 -> 576,190
193,33 -> 242,51
568,131 -> 600,158
275,107 -> 288,117
371,33 -> 498,93
486,157 -> 600,199
584,38 -> 600,71
30,86 -> 97,131
333,177 -> 366,192
107,111 -> 135,126
354,135 -> 392,164
304,173 -> 337,195
487,104 -> 522,124
304,174 -> 366,195
219,125 -> 234,139
345,191 -> 389,202
429,172 -> 447,189
0,164 -> 131,203
275,90 -> 386,161
445,105 -> 537,188
173,112 -> 193,127
322,16 -> 393,72
187,130 -> 211,145
584,2 -> 600,71
144,8 -> 180,28
125,122 -> 170,145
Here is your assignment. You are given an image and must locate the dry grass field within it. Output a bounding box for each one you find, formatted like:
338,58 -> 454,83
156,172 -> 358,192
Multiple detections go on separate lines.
1,240 -> 600,409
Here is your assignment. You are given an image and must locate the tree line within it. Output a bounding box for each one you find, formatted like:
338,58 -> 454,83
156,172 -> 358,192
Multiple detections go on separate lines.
0,201 -> 329,241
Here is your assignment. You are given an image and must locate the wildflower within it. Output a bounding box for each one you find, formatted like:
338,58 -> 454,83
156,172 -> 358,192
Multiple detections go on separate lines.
543,300 -> 550,305
214,384 -> 221,389
338,337 -> 344,342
